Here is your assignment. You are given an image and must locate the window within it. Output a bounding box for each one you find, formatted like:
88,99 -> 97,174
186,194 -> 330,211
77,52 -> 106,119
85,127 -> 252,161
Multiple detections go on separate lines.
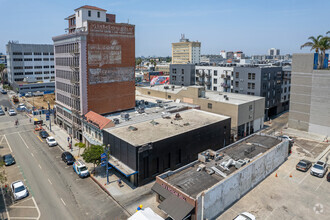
88,10 -> 91,17
24,52 -> 32,55
43,58 -> 49,61
208,103 -> 212,109
235,72 -> 239,78
25,66 -> 33,69
78,11 -> 80,17
213,86 -> 217,91
249,105 -> 253,111
44,66 -> 49,68
24,58 -> 32,61
34,52 -> 42,55
252,83 -> 255,89
171,76 -> 176,81
25,72 -> 33,75
181,76 -> 184,81
168,95 -> 171,99
252,73 -> 255,80
248,83 -> 251,89
213,78 -> 217,84
13,52 -> 22,55
172,68 -> 177,74
34,58 -> 42,61
248,73 -> 251,79
43,52 -> 49,55
235,81 -> 239,87
214,70 -> 217,76
97,11 -> 100,18
181,69 -> 184,74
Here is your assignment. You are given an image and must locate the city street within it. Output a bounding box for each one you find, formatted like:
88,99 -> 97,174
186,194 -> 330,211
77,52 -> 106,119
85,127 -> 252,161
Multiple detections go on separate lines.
0,93 -> 129,220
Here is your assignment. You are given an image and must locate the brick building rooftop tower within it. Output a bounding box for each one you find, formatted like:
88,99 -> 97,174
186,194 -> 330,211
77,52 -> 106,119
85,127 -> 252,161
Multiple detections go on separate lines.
52,5 -> 135,140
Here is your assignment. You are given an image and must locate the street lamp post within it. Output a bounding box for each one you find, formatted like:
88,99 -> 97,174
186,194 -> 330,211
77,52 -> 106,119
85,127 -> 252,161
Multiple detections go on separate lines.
48,101 -> 52,132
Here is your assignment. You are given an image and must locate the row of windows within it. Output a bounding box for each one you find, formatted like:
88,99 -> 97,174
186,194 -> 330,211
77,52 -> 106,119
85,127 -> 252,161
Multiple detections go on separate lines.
56,93 -> 80,111
13,58 -> 54,62
13,66 -> 54,70
55,69 -> 79,81
12,52 -> 54,56
56,81 -> 80,96
14,71 -> 54,75
83,125 -> 102,141
55,43 -> 79,54
13,76 -> 54,81
55,57 -> 79,67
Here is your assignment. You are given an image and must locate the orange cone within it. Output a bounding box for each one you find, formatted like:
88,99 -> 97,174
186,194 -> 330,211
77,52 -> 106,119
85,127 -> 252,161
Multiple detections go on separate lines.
275,173 -> 278,177
289,174 -> 292,178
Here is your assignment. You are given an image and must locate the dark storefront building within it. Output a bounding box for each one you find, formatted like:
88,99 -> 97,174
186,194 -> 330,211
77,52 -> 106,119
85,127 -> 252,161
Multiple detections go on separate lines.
103,109 -> 231,186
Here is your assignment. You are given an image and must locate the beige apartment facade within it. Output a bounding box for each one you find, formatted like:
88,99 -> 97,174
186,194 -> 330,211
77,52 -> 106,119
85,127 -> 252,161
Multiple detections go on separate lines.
172,35 -> 201,64
137,85 -> 265,140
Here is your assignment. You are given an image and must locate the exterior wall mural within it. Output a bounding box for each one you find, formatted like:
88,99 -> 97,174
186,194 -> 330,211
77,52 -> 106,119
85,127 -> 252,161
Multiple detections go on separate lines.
88,40 -> 122,66
89,67 -> 134,84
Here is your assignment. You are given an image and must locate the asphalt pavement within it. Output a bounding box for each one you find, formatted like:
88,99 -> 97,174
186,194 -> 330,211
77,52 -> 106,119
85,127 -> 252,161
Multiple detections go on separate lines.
0,93 -> 129,220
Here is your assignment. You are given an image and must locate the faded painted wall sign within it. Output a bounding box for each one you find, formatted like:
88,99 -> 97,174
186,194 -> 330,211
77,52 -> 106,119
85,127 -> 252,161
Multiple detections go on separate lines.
89,67 -> 134,84
88,40 -> 122,66
89,23 -> 134,35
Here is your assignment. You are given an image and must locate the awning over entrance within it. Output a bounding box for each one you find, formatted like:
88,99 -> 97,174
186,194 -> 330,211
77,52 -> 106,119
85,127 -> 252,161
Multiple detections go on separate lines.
158,195 -> 194,220
151,183 -> 172,199
108,156 -> 138,177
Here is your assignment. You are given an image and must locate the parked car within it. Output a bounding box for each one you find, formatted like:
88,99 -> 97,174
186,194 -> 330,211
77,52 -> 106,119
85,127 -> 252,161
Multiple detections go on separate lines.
1,90 -> 7,94
46,136 -> 57,147
310,160 -> 328,178
25,92 -> 32,97
73,160 -> 90,178
61,152 -> 75,165
233,212 -> 256,220
39,130 -> 49,139
327,172 -> 330,182
0,109 -> 5,116
8,109 -> 17,116
18,103 -> 26,109
3,154 -> 16,166
296,159 -> 312,172
11,180 -> 29,200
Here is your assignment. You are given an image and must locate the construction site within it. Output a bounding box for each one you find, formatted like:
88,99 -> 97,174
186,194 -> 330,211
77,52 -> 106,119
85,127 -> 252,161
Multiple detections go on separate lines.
19,94 -> 55,109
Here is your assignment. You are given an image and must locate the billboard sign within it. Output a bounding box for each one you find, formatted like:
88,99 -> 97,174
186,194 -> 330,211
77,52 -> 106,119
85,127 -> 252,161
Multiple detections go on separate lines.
150,76 -> 169,86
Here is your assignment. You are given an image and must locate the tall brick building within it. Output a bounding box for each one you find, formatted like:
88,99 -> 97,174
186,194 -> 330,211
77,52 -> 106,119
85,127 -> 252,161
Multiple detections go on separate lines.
53,5 -> 135,139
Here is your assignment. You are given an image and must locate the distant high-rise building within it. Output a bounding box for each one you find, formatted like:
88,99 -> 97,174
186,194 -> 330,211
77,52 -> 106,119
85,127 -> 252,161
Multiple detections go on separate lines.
172,34 -> 201,64
6,42 -> 55,94
268,48 -> 280,56
53,5 -> 135,139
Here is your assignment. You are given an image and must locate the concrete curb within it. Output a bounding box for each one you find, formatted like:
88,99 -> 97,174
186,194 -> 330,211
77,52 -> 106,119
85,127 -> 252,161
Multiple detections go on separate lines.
89,175 -> 132,216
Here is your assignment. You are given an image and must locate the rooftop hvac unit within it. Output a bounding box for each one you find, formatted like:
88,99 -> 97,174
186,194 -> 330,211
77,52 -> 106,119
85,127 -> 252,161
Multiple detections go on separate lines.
235,159 -> 246,169
198,153 -> 208,163
121,112 -> 129,120
113,118 -> 120,124
164,86 -> 169,89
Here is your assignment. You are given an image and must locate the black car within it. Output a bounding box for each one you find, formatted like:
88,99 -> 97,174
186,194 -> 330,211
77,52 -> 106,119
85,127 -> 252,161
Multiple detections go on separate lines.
3,154 -> 16,166
61,152 -> 75,165
0,110 -> 5,116
327,172 -> 330,182
296,159 -> 312,172
39,130 -> 49,139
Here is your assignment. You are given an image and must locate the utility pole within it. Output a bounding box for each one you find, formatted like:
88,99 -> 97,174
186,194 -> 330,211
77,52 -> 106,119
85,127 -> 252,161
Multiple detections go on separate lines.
48,101 -> 52,132
106,144 -> 110,185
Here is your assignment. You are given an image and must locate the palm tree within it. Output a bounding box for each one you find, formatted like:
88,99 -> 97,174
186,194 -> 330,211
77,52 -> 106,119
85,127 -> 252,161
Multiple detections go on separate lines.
327,31 -> 330,35
301,35 -> 324,68
319,36 -> 330,68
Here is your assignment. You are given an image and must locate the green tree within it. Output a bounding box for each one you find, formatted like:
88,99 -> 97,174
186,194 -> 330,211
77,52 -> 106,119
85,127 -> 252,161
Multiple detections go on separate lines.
135,58 -> 142,66
318,36 -> 330,68
81,144 -> 104,172
75,142 -> 86,157
0,64 -> 5,73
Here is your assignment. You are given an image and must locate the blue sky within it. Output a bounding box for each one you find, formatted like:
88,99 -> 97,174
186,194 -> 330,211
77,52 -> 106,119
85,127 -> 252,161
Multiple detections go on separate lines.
1,0 -> 329,56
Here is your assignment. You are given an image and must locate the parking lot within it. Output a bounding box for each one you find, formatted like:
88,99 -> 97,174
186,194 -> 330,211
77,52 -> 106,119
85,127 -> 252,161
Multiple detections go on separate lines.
0,134 -> 40,220
218,137 -> 330,220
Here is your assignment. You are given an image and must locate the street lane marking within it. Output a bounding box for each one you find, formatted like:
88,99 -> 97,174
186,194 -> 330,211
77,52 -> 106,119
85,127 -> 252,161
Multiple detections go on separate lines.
32,196 -> 41,220
37,136 -> 43,143
31,153 -> 34,157
48,179 -> 52,185
10,206 -> 37,209
315,176 -> 326,191
38,164 -> 42,169
0,186 -> 10,220
4,135 -> 13,153
298,172 -> 310,185
18,133 -> 29,149
0,136 -> 4,144
60,198 -> 66,206
12,198 -> 32,206
7,217 -> 37,219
